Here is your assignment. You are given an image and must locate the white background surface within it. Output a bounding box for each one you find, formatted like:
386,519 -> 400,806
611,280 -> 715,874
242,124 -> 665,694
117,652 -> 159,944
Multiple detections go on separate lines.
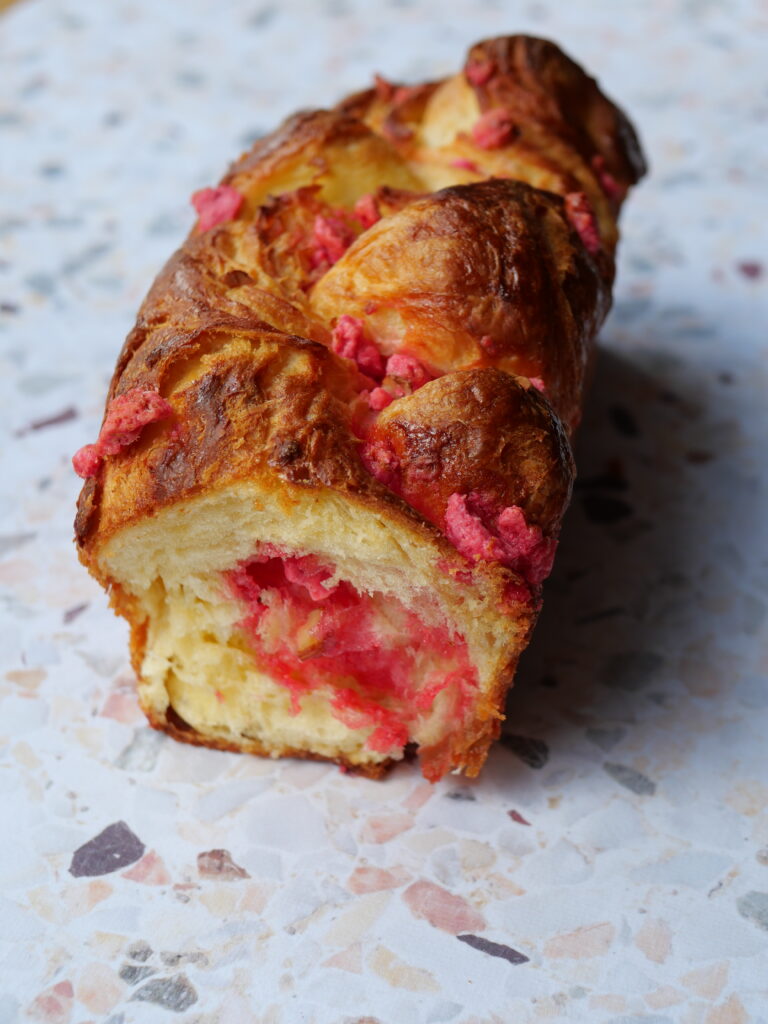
1,1 -> 767,1021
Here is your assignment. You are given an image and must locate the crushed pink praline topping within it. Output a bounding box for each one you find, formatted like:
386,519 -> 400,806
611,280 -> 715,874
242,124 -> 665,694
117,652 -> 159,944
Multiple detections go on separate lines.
72,388 -> 173,479
529,376 -> 546,393
385,353 -> 432,393
312,213 -> 356,268
565,191 -> 601,256
496,505 -> 556,585
361,437 -> 400,489
354,193 -> 381,229
191,185 -> 243,232
72,443 -> 102,479
331,315 -> 385,379
444,493 -> 556,586
367,387 -> 393,411
471,108 -> 517,150
450,157 -> 480,172
591,154 -> 623,201
465,58 -> 496,87
445,494 -> 506,563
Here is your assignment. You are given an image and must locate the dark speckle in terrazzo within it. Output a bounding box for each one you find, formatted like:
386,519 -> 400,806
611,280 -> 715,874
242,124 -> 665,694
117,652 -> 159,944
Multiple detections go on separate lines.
445,790 -> 476,802
160,951 -> 209,968
24,272 -> 57,296
130,974 -> 198,1012
575,605 -> 626,625
39,162 -> 64,177
737,891 -> 768,931
609,404 -> 640,437
63,602 -> 88,624
127,940 -> 153,962
175,69 -> 205,88
15,406 -> 78,437
61,241 -> 112,277
582,493 -> 634,523
119,963 -> 157,985
69,821 -> 145,877
500,735 -> 549,769
585,726 -> 627,751
601,650 -> 664,692
508,810 -> 531,826
737,260 -> 763,280
0,533 -> 36,557
247,6 -> 278,28
457,934 -> 530,965
0,217 -> 26,236
603,762 -> 656,796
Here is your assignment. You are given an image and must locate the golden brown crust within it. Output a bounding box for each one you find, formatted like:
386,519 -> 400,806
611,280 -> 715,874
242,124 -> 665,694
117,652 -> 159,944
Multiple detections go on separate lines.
75,35 -> 645,779
368,368 -> 574,535
311,177 -> 608,431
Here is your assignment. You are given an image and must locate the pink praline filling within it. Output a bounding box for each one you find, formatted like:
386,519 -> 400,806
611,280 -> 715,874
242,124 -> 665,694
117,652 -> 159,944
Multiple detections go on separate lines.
226,547 -> 478,754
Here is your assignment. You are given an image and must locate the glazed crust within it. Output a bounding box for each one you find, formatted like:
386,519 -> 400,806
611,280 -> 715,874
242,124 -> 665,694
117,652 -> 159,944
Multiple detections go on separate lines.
75,34 -> 644,778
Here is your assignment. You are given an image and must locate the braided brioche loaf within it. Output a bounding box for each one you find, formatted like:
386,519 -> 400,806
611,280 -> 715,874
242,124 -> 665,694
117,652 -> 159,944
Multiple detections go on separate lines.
74,36 -> 645,781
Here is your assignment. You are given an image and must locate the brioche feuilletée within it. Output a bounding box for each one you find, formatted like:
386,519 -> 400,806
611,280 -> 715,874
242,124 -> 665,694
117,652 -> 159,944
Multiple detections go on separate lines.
73,36 -> 645,782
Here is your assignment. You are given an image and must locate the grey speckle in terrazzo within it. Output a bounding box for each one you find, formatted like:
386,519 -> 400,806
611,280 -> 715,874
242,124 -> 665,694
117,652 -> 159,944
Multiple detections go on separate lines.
737,891 -> 768,932
130,973 -> 198,1011
69,821 -> 145,876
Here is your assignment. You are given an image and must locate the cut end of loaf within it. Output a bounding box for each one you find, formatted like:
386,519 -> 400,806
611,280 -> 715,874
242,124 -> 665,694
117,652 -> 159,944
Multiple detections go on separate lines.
99,483 -> 532,781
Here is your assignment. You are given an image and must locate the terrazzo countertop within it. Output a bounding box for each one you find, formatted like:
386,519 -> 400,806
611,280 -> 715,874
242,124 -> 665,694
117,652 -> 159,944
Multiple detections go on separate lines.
1,1 -> 767,1021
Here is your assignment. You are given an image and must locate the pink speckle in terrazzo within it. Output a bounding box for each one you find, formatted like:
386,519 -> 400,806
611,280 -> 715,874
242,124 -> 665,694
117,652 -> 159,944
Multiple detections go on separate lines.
322,944 -> 364,974
347,865 -> 412,894
635,917 -> 672,964
197,849 -> 250,880
544,922 -> 615,959
27,980 -> 73,1024
360,813 -> 414,843
121,850 -> 171,885
403,880 -> 486,934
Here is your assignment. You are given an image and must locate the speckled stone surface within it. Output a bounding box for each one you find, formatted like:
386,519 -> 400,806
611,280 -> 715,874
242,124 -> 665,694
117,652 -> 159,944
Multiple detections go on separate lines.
1,1 -> 767,1021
